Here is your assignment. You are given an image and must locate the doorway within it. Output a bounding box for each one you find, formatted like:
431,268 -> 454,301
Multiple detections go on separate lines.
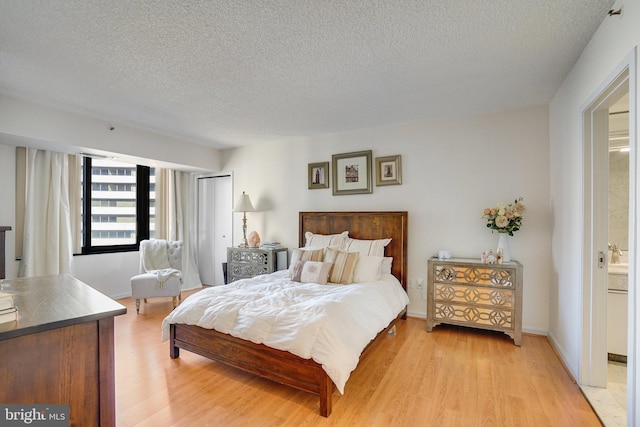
581,52 -> 637,426
197,174 -> 232,286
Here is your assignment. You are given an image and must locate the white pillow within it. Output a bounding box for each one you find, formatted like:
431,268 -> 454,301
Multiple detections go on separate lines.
381,257 -> 393,274
342,237 -> 391,257
353,255 -> 384,282
304,231 -> 349,249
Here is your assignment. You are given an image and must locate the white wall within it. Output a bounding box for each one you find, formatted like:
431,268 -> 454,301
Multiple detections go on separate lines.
0,94 -> 221,172
222,106 -> 552,329
549,0 -> 638,384
0,97 -> 221,298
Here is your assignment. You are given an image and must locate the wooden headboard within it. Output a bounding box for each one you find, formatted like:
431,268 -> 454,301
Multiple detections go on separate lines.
299,211 -> 408,290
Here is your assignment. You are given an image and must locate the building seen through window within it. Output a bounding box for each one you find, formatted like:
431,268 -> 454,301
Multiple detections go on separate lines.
81,158 -> 155,252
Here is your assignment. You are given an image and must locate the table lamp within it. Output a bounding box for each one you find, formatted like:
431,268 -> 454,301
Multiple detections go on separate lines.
233,191 -> 255,247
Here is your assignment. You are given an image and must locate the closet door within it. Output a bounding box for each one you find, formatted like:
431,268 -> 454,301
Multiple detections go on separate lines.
197,174 -> 232,285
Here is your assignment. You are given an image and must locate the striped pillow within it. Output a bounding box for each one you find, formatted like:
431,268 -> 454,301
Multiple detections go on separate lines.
342,237 -> 391,257
290,247 -> 324,263
324,247 -> 359,284
304,231 -> 349,248
288,248 -> 324,278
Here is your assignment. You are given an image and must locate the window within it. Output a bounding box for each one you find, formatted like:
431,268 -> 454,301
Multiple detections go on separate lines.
81,157 -> 155,254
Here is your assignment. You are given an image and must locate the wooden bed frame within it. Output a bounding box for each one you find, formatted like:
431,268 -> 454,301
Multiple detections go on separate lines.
169,211 -> 408,417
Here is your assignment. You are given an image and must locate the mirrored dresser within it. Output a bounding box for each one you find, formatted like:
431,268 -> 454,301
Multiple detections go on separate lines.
427,257 -> 523,345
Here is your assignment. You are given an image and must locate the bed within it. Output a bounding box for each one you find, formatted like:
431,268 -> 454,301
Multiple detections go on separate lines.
165,211 -> 408,417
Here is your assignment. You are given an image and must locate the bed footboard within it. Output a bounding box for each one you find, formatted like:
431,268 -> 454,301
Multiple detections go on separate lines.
170,323 -> 334,416
169,311 -> 404,417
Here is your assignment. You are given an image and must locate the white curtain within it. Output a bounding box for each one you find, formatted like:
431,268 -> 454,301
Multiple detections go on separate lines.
156,168 -> 202,290
19,149 -> 74,277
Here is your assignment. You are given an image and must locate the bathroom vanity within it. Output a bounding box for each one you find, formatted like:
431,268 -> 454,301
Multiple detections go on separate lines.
608,260 -> 628,358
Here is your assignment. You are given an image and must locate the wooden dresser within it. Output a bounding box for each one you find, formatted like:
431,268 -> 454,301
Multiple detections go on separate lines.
426,258 -> 523,345
227,247 -> 288,282
0,274 -> 127,426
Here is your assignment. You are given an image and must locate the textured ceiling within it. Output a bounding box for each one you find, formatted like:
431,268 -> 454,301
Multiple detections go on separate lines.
0,1 -> 615,149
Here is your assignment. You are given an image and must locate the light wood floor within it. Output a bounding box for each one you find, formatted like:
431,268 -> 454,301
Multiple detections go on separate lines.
114,291 -> 602,426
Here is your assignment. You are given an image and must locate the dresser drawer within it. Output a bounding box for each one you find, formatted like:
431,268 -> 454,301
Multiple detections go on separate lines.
229,250 -> 270,266
227,247 -> 288,282
434,283 -> 514,308
434,264 -> 515,288
434,302 -> 514,329
229,263 -> 268,279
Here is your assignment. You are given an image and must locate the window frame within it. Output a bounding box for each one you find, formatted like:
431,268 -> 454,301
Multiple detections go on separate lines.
81,157 -> 151,255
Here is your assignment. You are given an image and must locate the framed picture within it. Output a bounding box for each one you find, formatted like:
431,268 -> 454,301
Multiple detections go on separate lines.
375,155 -> 402,186
308,162 -> 329,189
332,150 -> 372,195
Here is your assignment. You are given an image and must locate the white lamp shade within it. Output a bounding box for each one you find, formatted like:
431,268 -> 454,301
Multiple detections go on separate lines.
233,191 -> 255,213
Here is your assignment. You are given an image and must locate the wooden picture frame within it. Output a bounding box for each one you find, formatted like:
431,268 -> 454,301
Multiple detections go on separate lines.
331,150 -> 372,195
375,155 -> 402,186
308,162 -> 329,189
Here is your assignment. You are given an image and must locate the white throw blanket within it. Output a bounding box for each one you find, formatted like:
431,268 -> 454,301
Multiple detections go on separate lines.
141,240 -> 181,287
162,270 -> 409,393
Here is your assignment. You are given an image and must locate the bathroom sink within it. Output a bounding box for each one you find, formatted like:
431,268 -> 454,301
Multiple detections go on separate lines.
608,263 -> 628,275
608,263 -> 628,291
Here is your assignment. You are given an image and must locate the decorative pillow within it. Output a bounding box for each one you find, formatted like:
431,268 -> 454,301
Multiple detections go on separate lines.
342,237 -> 392,257
288,248 -> 325,277
324,247 -> 359,284
381,257 -> 393,274
304,231 -> 349,249
290,247 -> 324,264
353,255 -> 384,282
290,260 -> 333,285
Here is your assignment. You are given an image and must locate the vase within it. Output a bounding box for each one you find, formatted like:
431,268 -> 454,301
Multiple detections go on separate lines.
497,233 -> 511,262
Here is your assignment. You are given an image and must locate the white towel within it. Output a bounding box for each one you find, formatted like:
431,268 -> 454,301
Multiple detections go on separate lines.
141,240 -> 181,287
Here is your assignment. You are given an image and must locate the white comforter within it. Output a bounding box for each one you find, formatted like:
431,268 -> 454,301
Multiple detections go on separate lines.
162,270 -> 409,393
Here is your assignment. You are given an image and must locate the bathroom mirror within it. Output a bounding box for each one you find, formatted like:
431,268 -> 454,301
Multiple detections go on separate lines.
608,110 -> 629,251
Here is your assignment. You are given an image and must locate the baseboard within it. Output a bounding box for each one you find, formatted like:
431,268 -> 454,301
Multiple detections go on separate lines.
406,310 -> 426,319
546,330 -> 579,383
523,327 -> 547,336
111,291 -> 131,300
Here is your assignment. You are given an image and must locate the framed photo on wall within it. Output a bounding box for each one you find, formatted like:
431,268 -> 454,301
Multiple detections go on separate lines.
332,150 -> 372,195
375,155 -> 402,186
308,162 -> 329,189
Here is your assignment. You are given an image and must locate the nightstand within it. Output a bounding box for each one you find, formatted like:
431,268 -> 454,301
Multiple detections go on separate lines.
227,247 -> 288,282
426,257 -> 523,345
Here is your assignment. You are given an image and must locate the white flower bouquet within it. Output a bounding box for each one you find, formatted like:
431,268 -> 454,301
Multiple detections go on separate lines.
481,197 -> 526,236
